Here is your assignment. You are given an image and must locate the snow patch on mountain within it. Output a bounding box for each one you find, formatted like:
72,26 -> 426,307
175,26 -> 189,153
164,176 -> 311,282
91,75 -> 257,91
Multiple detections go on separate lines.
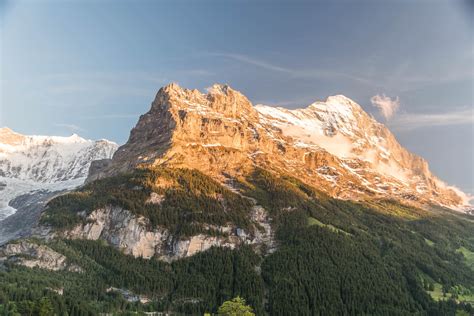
86,83 -> 471,211
0,128 -> 118,220
254,92 -> 469,209
0,177 -> 85,220
255,99 -> 405,183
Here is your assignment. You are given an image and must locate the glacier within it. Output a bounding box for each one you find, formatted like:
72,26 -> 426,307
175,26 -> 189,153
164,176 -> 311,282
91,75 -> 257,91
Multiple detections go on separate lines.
0,128 -> 117,220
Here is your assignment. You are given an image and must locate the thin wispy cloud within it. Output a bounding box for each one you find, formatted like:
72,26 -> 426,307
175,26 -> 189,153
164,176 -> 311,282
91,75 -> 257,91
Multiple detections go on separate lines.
81,114 -> 141,120
214,53 -> 290,73
213,51 -> 473,94
175,69 -> 215,77
42,70 -> 214,98
380,52 -> 474,93
54,123 -> 85,133
48,83 -> 152,97
212,52 -> 379,86
370,94 -> 400,120
389,109 -> 474,131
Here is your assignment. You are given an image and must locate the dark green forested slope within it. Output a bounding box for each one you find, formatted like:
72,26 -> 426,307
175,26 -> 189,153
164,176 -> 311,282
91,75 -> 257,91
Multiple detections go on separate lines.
1,167 -> 473,315
40,168 -> 254,237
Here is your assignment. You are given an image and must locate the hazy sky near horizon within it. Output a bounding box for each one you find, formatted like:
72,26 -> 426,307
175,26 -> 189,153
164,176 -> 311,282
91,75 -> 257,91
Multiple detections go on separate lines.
0,0 -> 473,193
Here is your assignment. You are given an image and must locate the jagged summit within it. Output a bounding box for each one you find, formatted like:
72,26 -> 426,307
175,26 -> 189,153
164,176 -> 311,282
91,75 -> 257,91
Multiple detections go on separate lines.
89,83 -> 468,210
207,83 -> 233,94
162,82 -> 241,97
153,82 -> 257,119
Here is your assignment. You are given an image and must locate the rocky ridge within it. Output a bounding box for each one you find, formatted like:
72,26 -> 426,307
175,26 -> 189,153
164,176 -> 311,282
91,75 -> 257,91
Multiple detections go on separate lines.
90,83 -> 468,210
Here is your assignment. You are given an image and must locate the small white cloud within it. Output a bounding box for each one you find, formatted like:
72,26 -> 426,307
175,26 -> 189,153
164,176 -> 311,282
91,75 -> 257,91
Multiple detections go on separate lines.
370,94 -> 400,120
54,123 -> 84,133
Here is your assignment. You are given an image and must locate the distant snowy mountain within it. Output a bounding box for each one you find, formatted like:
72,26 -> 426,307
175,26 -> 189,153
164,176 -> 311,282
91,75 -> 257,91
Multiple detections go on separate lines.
0,128 -> 118,220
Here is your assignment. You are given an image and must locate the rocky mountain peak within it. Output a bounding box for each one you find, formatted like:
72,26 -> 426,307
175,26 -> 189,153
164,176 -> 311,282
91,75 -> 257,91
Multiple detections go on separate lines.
206,84 -> 256,118
89,83 -> 469,210
0,127 -> 26,145
150,83 -> 257,119
156,82 -> 202,103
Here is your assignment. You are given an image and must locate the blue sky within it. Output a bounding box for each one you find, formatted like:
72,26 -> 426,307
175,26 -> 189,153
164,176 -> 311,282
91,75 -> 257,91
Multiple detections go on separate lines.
0,0 -> 473,193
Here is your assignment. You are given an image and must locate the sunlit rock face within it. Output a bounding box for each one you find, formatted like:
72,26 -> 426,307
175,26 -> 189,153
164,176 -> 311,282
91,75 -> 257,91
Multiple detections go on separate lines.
89,83 -> 468,210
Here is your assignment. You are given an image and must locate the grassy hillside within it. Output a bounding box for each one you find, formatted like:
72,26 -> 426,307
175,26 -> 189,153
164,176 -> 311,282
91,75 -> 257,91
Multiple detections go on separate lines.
1,167 -> 473,315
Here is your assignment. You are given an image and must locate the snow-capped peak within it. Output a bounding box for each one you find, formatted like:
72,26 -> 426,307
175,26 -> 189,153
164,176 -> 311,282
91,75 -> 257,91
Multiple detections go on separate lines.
0,128 -> 118,182
0,128 -> 118,220
254,91 -> 469,209
87,83 -> 470,211
325,94 -> 360,106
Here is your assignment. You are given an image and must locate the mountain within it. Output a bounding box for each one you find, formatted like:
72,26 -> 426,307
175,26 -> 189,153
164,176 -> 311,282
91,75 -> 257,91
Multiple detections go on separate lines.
1,85 -> 473,315
0,127 -> 117,221
46,82 -> 469,261
90,83 -> 469,210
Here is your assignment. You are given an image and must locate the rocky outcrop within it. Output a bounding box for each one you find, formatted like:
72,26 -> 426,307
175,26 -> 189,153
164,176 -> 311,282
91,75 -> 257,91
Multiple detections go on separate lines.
0,240 -> 82,272
88,83 -> 468,210
64,206 -> 168,259
106,287 -> 150,304
61,204 -> 274,261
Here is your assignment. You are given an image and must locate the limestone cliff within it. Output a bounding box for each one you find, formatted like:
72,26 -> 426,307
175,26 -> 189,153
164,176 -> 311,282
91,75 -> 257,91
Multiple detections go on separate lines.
59,204 -> 274,261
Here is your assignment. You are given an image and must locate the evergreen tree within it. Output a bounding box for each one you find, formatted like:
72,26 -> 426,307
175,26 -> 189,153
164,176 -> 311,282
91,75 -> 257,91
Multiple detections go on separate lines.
36,298 -> 54,316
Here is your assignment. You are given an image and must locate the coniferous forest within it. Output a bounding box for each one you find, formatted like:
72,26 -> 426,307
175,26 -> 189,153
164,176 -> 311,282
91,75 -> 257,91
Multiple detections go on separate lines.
3,0 -> 473,315
1,168 -> 473,315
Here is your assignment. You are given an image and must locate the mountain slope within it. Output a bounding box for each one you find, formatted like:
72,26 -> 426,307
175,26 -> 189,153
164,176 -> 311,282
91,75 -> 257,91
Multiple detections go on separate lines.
2,168 -> 473,315
0,127 -> 118,220
89,83 -> 468,210
1,84 -> 473,315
